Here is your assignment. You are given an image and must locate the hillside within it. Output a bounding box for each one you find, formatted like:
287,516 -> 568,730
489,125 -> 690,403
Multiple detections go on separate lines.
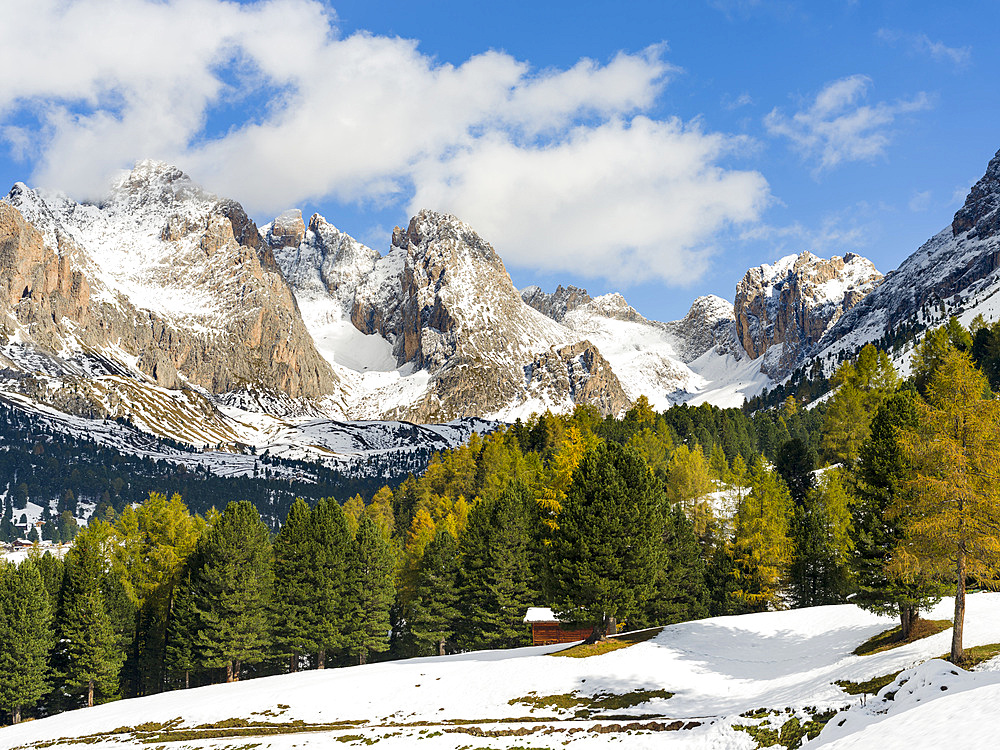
4,594 -> 1000,749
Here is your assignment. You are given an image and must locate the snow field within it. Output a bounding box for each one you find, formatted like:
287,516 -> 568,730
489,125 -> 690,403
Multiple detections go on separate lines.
6,594 -> 1000,749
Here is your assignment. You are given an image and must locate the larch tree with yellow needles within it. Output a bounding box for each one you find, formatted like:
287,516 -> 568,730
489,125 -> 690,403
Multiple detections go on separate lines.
896,350 -> 1000,663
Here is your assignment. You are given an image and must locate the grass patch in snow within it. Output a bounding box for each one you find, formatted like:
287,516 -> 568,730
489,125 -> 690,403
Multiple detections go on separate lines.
508,688 -> 673,718
853,618 -> 951,656
834,671 -> 902,696
734,708 -> 837,749
943,641 -> 1000,668
552,627 -> 663,658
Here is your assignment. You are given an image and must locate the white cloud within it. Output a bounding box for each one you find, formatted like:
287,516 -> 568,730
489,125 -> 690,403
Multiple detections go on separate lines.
741,203 -> 877,255
410,117 -> 770,285
764,75 -> 930,172
877,29 -> 972,68
0,0 -> 771,288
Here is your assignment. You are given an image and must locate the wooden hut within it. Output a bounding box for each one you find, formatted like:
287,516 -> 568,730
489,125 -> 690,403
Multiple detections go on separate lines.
524,607 -> 592,646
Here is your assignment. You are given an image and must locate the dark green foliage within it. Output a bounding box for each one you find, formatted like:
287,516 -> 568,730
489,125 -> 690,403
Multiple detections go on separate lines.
644,505 -> 709,626
35,552 -> 64,612
851,392 -> 944,633
164,570 -> 197,688
408,529 -> 461,656
776,438 -> 815,507
546,443 -> 668,637
457,483 -> 541,650
271,498 -> 318,665
310,498 -> 354,666
0,560 -> 53,723
971,319 -> 1000,390
188,501 -> 274,679
56,525 -> 123,705
347,516 -> 396,664
705,543 -> 738,617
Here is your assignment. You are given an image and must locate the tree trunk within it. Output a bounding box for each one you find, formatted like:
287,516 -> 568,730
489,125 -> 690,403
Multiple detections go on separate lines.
87,678 -> 94,708
290,653 -> 298,673
12,705 -> 21,724
606,613 -> 618,637
951,550 -> 967,663
184,669 -> 189,690
900,603 -> 919,639
438,638 -> 446,657
234,659 -> 241,681
317,648 -> 326,670
226,661 -> 234,683
585,612 -> 617,644
359,649 -> 368,666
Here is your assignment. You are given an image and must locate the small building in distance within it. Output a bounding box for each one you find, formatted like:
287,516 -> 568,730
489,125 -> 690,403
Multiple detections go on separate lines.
524,607 -> 593,646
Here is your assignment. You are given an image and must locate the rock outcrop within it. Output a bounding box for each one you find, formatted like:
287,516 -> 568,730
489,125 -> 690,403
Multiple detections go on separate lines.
734,251 -> 882,376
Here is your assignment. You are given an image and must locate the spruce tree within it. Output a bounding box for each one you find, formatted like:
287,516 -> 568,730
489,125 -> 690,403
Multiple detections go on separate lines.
164,569 -> 197,688
57,524 -> 123,707
547,443 -> 668,639
0,560 -> 53,723
645,505 -> 710,627
408,528 -> 461,655
347,516 -> 396,664
788,470 -> 853,607
189,501 -> 273,682
457,482 -> 541,649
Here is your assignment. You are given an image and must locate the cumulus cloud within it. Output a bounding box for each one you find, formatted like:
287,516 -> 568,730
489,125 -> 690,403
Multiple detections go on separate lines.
877,29 -> 972,68
0,0 -> 771,287
764,75 -> 930,172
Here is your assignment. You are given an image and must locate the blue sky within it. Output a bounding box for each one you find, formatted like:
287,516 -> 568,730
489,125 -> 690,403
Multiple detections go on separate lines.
1,0 -> 998,321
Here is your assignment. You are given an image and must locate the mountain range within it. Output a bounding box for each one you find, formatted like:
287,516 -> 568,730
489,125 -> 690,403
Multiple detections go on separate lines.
2,148 -> 1000,464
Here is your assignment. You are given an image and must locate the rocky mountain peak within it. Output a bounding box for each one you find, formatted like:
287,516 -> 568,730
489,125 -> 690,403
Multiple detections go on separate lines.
521,284 -> 593,321
952,148 -> 1000,240
265,209 -> 307,249
106,160 -> 207,213
735,250 -> 882,377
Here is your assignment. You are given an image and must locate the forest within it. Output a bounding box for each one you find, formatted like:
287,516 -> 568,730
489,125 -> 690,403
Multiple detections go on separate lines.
3,315 -> 1000,725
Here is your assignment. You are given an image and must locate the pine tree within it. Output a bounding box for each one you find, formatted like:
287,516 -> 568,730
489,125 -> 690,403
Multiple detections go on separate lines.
546,443 -> 668,640
164,569 -> 197,689
788,469 -> 853,607
851,392 -> 943,637
271,498 -> 317,672
0,560 -> 53,723
897,350 -> 1000,662
347,516 -> 396,664
57,524 -> 123,706
310,497 -> 354,668
189,501 -> 273,682
457,483 -> 541,649
645,505 -> 710,627
408,528 -> 461,655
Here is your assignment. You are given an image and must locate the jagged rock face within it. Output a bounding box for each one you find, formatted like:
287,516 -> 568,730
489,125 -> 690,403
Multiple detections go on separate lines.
952,148 -> 1000,240
0,162 -> 339,415
525,341 -> 631,416
734,251 -> 882,376
663,295 -> 742,362
521,284 -> 592,321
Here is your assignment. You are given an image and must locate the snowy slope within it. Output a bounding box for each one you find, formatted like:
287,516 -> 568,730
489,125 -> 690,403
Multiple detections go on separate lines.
5,594 -> 1000,749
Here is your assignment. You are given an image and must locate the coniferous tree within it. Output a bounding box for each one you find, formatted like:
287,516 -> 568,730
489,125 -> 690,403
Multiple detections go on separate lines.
347,515 -> 396,664
271,498 -> 317,672
408,528 -> 461,656
547,443 -> 668,640
57,524 -> 123,707
645,505 -> 710,626
852,391 -> 944,637
0,560 -> 53,723
458,483 -> 541,649
310,497 -> 354,668
164,569 -> 197,689
788,470 -> 853,607
189,501 -> 273,682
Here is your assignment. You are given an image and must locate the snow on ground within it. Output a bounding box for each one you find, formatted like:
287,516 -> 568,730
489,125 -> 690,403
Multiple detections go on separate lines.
5,594 -> 1000,749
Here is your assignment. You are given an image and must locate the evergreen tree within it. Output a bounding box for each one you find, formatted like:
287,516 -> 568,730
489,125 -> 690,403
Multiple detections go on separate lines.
457,483 -> 541,649
775,438 -> 815,507
645,505 -> 710,626
164,569 -> 197,689
547,443 -> 668,639
788,469 -> 853,607
57,523 -> 123,706
189,501 -> 273,682
310,497 -> 355,668
0,560 -> 53,723
408,528 -> 461,655
271,498 -> 317,672
851,392 -> 943,637
347,515 -> 396,664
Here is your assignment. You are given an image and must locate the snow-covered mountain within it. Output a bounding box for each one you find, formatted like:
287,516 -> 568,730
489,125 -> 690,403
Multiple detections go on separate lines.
6,593 -> 1000,749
